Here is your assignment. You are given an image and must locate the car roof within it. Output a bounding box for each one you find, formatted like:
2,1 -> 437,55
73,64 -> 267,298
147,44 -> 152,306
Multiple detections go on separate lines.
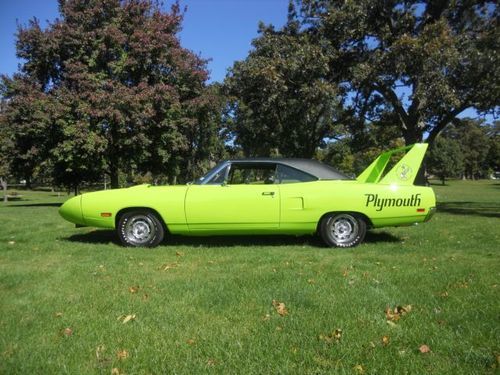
227,158 -> 352,180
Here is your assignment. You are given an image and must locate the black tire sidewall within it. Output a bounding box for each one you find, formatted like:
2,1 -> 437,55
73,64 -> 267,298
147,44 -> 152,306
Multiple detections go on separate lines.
117,210 -> 164,247
320,213 -> 366,248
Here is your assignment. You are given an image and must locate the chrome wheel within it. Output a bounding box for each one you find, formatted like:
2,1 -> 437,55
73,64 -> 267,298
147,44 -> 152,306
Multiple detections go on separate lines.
123,215 -> 155,245
320,212 -> 366,248
329,214 -> 359,244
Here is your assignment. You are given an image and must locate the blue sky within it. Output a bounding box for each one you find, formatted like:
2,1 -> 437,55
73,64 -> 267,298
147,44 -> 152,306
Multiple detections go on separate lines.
0,0 -> 288,82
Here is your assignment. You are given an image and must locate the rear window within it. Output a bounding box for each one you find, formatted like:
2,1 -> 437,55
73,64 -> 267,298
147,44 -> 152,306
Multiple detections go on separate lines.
276,164 -> 317,184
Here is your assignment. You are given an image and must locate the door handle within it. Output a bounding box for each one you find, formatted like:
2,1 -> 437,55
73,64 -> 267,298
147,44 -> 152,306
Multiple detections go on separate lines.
262,191 -> 275,196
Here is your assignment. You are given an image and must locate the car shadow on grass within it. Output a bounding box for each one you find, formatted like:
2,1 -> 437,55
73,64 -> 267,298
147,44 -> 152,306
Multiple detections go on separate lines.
8,202 -> 63,207
64,229 -> 400,248
437,201 -> 500,218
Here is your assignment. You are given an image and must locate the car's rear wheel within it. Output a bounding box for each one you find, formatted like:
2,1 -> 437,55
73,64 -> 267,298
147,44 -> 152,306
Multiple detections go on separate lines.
117,210 -> 164,247
319,213 -> 366,248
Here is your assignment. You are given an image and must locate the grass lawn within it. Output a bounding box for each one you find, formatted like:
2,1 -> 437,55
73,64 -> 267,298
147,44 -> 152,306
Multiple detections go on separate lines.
1,181 -> 499,374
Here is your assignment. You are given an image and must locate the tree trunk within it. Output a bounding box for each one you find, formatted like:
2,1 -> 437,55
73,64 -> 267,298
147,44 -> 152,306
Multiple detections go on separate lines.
74,184 -> 79,196
1,178 -> 7,203
402,128 -> 421,145
25,175 -> 32,190
110,170 -> 119,189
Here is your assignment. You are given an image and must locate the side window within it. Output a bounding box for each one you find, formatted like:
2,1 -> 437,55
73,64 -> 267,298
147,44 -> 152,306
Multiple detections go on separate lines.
228,164 -> 276,185
276,164 -> 317,184
206,165 -> 228,185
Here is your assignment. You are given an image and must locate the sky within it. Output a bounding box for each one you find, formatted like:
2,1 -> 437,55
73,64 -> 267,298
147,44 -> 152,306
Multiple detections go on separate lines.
0,0 -> 289,83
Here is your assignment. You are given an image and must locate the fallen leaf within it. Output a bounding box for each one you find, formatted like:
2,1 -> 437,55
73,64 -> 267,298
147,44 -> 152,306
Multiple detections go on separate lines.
96,345 -> 106,360
175,251 -> 184,257
272,300 -> 288,316
440,291 -> 449,297
8,241 -> 15,245
129,286 -> 139,294
385,307 -> 400,322
262,314 -> 271,321
159,262 -> 177,271
186,339 -> 196,345
319,329 -> 342,344
207,358 -> 217,366
385,305 -> 412,322
111,368 -> 122,375
333,328 -> 342,340
307,279 -> 315,284
121,314 -> 136,324
142,293 -> 149,301
54,312 -> 63,318
419,344 -> 431,354
117,350 -> 129,360
382,335 -> 390,346
342,269 -> 349,277
63,327 -> 73,336
353,364 -> 365,374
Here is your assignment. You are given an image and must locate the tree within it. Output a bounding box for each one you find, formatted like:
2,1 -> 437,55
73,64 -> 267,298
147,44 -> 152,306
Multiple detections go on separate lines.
427,136 -> 464,184
440,118 -> 491,179
7,0 -> 220,189
484,121 -> 500,176
0,101 -> 12,202
0,76 -> 53,188
294,0 -> 499,145
225,22 -> 343,158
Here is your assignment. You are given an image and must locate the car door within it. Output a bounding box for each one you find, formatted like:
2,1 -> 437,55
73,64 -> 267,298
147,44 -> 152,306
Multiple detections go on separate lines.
185,163 -> 280,232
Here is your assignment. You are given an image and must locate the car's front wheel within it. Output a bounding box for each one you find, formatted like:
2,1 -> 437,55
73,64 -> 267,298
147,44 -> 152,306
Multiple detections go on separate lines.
319,213 -> 366,248
117,210 -> 165,247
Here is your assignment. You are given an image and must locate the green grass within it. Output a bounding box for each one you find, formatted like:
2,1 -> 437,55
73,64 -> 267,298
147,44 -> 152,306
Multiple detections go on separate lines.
1,181 -> 499,374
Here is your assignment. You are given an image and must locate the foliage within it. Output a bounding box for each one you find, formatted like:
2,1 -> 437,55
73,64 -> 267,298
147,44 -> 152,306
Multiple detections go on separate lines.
427,137 -> 464,184
484,121 -> 500,175
225,23 -> 343,157
442,118 -> 491,179
0,76 -> 54,187
293,0 -> 499,144
4,0 -> 222,189
320,121 -> 404,176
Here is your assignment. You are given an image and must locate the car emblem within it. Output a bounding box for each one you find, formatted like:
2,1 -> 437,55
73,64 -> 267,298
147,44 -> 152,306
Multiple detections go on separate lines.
397,163 -> 412,181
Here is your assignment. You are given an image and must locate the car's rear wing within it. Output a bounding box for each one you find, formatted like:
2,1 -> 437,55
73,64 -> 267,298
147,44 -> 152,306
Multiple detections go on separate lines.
356,143 -> 428,185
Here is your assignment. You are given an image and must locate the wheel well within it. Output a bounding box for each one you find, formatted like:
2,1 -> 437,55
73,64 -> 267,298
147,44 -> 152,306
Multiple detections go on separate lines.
115,207 -> 169,234
316,211 -> 373,233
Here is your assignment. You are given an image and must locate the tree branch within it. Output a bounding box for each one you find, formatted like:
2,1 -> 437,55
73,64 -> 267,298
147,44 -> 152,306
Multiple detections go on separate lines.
426,105 -> 469,145
372,83 -> 411,129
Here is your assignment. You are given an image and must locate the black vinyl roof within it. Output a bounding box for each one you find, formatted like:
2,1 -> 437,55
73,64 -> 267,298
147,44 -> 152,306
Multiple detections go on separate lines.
228,158 -> 351,180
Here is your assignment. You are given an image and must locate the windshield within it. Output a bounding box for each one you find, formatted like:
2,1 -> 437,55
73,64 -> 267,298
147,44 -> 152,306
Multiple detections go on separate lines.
193,162 -> 228,185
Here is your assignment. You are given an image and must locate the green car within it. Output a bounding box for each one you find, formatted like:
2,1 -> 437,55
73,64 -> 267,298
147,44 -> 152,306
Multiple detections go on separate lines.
59,143 -> 436,248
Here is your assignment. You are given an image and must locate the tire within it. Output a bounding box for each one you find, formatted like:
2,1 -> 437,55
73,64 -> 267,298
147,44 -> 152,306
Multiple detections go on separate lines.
319,213 -> 366,248
117,210 -> 165,247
